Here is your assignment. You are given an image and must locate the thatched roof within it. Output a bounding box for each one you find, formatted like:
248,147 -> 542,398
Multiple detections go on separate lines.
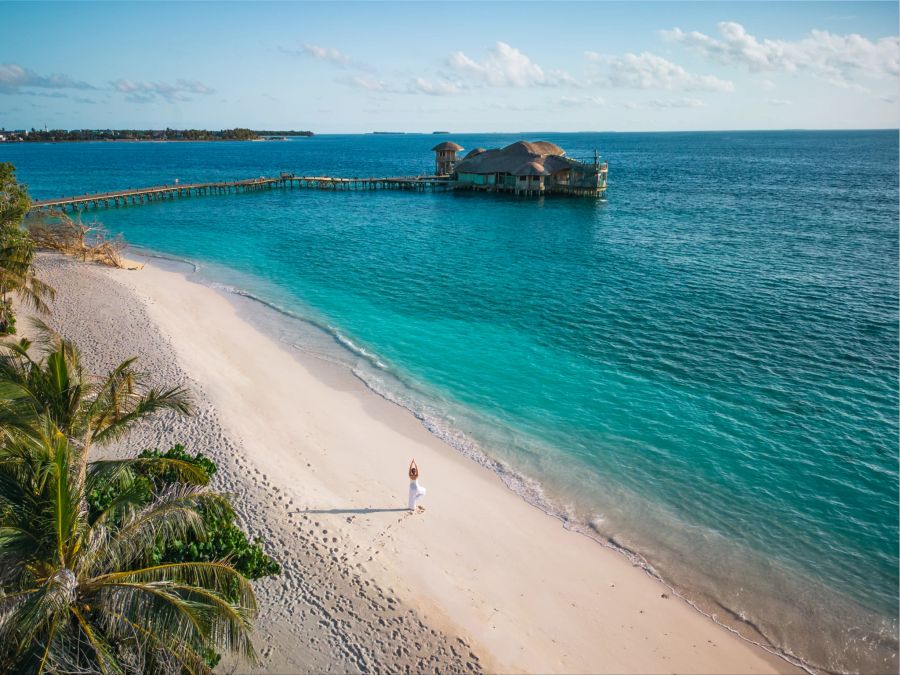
454,140 -> 577,176
432,141 -> 463,152
514,160 -> 551,176
509,140 -> 565,156
463,147 -> 487,159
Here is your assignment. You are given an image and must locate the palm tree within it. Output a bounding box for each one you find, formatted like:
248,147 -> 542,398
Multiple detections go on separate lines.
0,417 -> 257,673
0,320 -> 192,483
0,163 -> 31,233
0,224 -> 55,335
0,163 -> 55,335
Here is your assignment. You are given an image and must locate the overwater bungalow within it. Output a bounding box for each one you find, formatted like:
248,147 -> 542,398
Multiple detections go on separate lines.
432,140 -> 608,197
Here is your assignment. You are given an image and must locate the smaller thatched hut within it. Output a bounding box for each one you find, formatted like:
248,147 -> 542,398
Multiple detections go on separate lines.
432,141 -> 464,175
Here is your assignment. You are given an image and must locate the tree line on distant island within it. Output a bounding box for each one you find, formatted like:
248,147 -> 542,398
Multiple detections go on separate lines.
0,128 -> 314,142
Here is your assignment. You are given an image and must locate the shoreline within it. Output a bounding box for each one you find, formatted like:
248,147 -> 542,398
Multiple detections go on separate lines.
29,252 -> 799,673
141,246 -> 895,675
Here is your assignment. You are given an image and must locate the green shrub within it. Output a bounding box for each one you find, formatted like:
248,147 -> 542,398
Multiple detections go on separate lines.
88,444 -> 281,582
141,445 -> 280,580
139,443 -> 217,484
0,299 -> 16,335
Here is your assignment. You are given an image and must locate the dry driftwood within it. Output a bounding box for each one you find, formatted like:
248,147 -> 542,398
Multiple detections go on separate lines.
27,210 -> 126,268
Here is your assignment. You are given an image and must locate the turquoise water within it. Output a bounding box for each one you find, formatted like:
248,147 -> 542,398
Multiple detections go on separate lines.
4,131 -> 898,673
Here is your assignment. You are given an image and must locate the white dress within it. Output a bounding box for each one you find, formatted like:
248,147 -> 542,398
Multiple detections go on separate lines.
408,478 -> 427,510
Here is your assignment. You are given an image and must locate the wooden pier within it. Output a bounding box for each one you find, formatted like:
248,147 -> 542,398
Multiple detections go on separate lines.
28,173 -> 454,212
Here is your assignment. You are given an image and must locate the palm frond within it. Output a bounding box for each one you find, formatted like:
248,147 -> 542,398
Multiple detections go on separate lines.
164,583 -> 257,664
93,561 -> 256,614
89,455 -> 211,489
6,572 -> 74,654
47,430 -> 82,567
0,588 -> 39,640
101,608 -> 214,675
0,526 -> 40,570
23,276 -> 56,306
0,338 -> 33,378
15,278 -> 54,316
23,317 -> 60,354
90,386 -> 193,446
83,485 -> 227,574
0,379 -> 34,403
69,605 -> 124,675
94,582 -> 208,656
95,568 -> 256,669
35,615 -> 60,675
84,357 -> 139,431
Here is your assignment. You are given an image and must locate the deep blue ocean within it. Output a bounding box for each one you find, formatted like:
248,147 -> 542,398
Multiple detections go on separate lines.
3,131 -> 897,673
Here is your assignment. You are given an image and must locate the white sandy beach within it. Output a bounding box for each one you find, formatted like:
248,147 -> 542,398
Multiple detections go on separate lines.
28,253 -> 800,674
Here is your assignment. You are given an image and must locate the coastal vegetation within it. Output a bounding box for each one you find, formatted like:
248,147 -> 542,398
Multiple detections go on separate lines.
0,163 -> 54,335
27,211 -> 126,269
0,324 -> 279,672
0,128 -> 314,143
0,419 -> 256,673
0,163 -> 277,672
130,446 -> 281,583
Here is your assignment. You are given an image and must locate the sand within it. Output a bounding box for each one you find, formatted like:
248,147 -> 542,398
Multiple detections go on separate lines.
25,252 -> 801,674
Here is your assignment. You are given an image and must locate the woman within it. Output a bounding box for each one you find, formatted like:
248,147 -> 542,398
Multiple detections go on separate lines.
408,459 -> 427,511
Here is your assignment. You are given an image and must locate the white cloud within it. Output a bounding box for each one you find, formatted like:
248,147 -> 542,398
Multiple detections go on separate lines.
111,78 -> 215,103
0,63 -> 94,93
488,101 -> 538,112
339,41 -> 575,96
761,79 -> 776,90
23,91 -> 68,99
662,22 -> 900,87
408,77 -> 464,96
342,74 -> 465,97
0,64 -> 214,104
179,80 -> 214,95
767,98 -> 793,106
313,40 -> 575,97
586,51 -> 734,92
342,75 -> 386,92
299,43 -> 354,68
560,95 -> 606,107
625,97 -> 706,110
449,42 -> 573,88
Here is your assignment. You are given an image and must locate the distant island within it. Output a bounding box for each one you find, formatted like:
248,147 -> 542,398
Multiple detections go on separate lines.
0,128 -> 314,143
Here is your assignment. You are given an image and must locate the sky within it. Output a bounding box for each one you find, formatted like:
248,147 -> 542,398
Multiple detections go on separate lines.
1,1 -> 898,133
